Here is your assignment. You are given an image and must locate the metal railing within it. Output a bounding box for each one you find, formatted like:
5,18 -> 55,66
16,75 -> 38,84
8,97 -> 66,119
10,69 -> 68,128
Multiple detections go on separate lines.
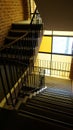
35,59 -> 71,79
0,33 -> 34,107
0,26 -> 43,107
24,66 -> 45,88
0,4 -> 43,107
30,7 -> 42,24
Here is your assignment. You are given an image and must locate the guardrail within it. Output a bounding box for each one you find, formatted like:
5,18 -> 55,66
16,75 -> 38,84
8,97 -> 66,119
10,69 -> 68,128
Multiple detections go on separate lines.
35,59 -> 71,79
0,23 -> 43,108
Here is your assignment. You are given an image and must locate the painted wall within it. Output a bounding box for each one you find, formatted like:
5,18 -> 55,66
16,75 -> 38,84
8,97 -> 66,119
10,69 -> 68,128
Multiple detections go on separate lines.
35,0 -> 73,31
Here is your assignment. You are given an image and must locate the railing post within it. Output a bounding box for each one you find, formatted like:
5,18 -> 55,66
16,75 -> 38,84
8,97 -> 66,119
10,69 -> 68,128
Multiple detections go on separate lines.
0,69 -> 9,105
3,64 -> 15,107
8,65 -> 17,102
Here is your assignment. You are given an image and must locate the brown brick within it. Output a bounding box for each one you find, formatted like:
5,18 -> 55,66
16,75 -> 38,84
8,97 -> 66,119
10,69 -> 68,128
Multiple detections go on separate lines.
0,0 -> 29,45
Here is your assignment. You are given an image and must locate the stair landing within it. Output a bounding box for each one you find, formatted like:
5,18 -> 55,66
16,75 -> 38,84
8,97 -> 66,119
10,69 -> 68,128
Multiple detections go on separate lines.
14,19 -> 31,24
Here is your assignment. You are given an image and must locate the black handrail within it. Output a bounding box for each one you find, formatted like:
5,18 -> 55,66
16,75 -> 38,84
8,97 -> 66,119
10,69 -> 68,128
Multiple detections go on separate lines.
0,69 -> 9,105
30,7 -> 37,24
0,32 -> 28,51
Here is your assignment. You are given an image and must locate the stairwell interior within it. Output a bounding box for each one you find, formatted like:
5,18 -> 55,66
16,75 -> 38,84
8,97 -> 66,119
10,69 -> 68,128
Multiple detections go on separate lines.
0,0 -> 73,130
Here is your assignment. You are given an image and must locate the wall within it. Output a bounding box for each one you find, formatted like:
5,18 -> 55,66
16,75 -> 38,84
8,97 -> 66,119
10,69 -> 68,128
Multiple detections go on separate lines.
35,0 -> 73,31
0,0 -> 29,46
72,81 -> 73,92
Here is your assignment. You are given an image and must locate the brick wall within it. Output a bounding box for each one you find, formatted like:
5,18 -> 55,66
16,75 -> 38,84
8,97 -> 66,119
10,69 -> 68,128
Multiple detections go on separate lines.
0,0 -> 29,46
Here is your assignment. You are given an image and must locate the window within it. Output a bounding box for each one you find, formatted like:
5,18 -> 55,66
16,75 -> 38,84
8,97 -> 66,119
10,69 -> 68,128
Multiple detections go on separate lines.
39,36 -> 52,53
36,31 -> 73,79
52,36 -> 73,54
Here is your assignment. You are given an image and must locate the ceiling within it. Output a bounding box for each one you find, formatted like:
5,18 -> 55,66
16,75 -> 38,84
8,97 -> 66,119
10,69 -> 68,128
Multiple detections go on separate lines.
35,0 -> 73,31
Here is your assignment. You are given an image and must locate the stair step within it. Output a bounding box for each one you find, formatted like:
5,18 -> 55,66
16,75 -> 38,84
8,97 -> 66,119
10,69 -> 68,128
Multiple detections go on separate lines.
44,87 -> 73,96
19,103 -> 73,128
11,23 -> 43,30
27,98 -> 73,115
35,94 -> 72,104
0,107 -> 73,130
6,45 -> 35,50
18,111 -> 73,130
0,57 -> 30,66
8,45 -> 35,50
39,93 -> 72,102
0,54 -> 33,60
1,48 -> 35,56
5,36 -> 38,40
5,36 -> 37,44
26,101 -> 73,117
42,90 -> 72,99
31,96 -> 73,109
8,30 -> 40,38
0,53 -> 34,60
39,88 -> 73,100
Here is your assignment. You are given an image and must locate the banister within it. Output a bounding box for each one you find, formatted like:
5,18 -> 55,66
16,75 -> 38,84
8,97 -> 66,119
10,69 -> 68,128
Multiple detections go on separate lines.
0,32 -> 28,51
30,7 -> 37,24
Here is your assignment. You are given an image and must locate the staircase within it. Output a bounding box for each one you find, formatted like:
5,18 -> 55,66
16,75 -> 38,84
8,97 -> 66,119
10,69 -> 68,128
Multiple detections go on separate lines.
0,20 -> 43,106
4,21 -> 43,62
0,86 -> 73,130
5,21 -> 42,44
17,87 -> 73,130
1,6 -> 73,129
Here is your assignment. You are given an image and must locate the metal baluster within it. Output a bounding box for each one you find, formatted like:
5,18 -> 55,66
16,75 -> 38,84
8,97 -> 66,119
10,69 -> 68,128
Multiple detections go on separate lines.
3,65 -> 15,107
0,68 -> 9,105
8,65 -> 17,103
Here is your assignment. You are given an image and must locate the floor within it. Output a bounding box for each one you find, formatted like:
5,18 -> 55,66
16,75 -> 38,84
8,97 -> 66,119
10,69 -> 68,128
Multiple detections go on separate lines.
45,76 -> 72,92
